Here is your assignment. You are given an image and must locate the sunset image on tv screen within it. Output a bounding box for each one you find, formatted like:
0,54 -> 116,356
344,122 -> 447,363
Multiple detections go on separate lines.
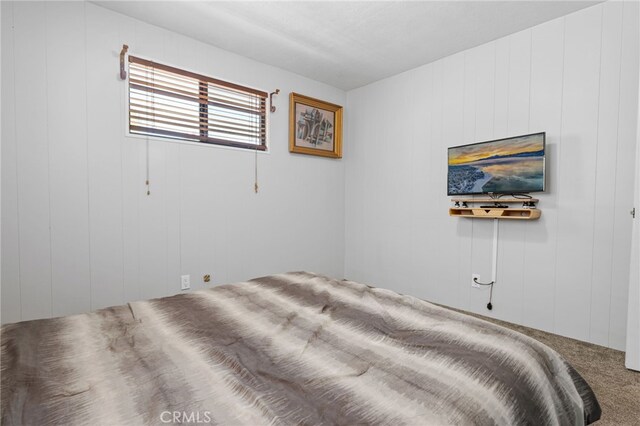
448,133 -> 545,195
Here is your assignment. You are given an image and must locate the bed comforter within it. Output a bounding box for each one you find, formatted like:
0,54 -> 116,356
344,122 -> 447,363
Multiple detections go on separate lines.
1,272 -> 600,425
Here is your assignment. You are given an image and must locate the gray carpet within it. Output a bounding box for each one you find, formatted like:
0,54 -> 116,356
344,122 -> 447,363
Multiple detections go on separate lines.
460,310 -> 640,425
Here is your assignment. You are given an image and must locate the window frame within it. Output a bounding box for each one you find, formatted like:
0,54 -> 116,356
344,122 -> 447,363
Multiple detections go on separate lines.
125,55 -> 270,152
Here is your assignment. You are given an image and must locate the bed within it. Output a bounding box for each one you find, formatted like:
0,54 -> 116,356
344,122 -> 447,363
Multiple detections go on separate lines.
1,271 -> 600,425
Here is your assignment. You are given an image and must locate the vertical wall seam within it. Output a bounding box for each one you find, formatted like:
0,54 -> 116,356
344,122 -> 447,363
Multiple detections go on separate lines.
522,29 -> 533,324
492,42 -> 497,137
119,28 -> 127,305
606,0 -> 626,348
44,2 -> 54,318
135,22 -> 142,301
459,53 -> 467,309
552,17 -> 568,336
163,41 -> 169,295
165,145 -> 170,293
178,146 -> 183,281
82,1 -> 93,311
469,51 -> 476,312
473,53 -> 478,140
492,42 -> 498,316
527,29 -> 533,130
506,36 -> 512,135
499,36 -> 511,315
10,2 -> 23,321
588,5 -> 605,343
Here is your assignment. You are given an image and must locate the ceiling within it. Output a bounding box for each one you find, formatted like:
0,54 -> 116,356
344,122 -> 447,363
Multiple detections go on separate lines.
94,1 -> 601,91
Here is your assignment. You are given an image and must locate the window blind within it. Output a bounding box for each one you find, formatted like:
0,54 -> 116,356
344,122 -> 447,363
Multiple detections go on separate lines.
128,56 -> 267,151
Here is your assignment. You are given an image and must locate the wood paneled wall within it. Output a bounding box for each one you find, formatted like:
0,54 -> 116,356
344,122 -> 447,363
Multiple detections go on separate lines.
1,1 -> 346,323
2,1 -> 638,351
344,2 -> 639,350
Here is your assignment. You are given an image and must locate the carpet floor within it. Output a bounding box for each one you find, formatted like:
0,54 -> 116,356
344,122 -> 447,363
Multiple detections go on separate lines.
461,310 -> 640,425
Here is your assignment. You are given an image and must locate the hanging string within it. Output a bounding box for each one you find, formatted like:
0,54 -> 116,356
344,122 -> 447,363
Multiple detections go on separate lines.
145,58 -> 153,196
123,44 -> 151,196
256,89 -> 278,193
254,91 -> 259,193
254,148 -> 258,193
146,139 -> 150,195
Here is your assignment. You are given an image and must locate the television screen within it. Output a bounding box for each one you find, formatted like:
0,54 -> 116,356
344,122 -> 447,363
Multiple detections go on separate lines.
447,132 -> 545,195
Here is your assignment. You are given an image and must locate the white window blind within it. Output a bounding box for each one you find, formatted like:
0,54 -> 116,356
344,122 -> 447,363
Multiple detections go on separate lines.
128,56 -> 267,151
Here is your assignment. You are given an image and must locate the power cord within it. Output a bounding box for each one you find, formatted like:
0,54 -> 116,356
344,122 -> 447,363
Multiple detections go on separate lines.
472,277 -> 495,310
508,193 -> 533,199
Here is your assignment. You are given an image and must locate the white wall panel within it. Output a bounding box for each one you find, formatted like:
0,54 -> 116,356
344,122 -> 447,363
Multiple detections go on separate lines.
162,27 -> 184,297
46,1 -> 92,317
164,141 -> 182,294
118,13 -> 141,305
493,37 -> 510,138
345,2 -> 638,349
85,3 -> 125,310
506,30 -> 533,135
2,1 -> 637,351
134,20 -> 170,301
381,75 -> 414,293
555,5 -> 602,342
428,61 -> 446,304
177,145 -> 203,293
456,50 -> 477,312
345,85 -> 374,283
440,53 -> 466,310
2,2 -> 346,322
407,64 -> 435,301
590,1 -> 624,346
610,0 -> 640,349
1,1 -> 21,324
496,29 -> 531,325
522,17 -> 565,333
454,50 -> 480,309
459,47 -> 479,313
469,42 -> 496,315
13,2 -> 53,321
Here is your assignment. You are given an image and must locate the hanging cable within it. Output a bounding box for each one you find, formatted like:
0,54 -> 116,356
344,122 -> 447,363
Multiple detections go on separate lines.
473,277 -> 495,310
487,284 -> 494,311
473,218 -> 499,310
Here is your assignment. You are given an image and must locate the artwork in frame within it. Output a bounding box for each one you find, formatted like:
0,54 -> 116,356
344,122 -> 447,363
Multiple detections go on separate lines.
289,92 -> 343,158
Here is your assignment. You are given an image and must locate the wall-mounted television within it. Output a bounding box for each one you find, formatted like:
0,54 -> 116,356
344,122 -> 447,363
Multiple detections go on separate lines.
447,132 -> 545,196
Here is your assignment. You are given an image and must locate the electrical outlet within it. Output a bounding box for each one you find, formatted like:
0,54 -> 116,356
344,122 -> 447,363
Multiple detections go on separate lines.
181,275 -> 190,290
472,274 -> 481,289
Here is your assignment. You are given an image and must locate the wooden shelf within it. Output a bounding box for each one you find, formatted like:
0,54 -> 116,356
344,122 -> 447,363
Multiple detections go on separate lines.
449,207 -> 541,220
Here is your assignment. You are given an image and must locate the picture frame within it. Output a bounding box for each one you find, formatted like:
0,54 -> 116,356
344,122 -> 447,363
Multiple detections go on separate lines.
289,92 -> 343,158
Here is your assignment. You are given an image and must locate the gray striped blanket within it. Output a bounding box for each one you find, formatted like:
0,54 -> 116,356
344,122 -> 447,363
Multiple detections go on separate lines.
1,272 -> 600,425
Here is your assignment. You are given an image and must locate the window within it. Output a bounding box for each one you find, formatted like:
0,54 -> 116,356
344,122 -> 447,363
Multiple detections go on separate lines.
128,56 -> 267,151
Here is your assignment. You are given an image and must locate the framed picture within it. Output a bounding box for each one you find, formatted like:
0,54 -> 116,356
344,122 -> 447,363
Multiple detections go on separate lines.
289,93 -> 343,158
